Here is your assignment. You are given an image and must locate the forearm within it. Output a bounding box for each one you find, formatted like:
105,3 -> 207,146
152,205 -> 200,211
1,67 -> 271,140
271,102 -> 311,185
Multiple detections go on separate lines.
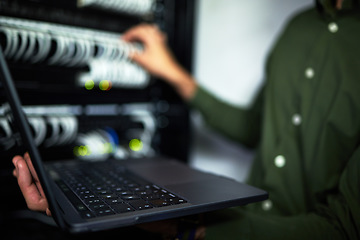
189,87 -> 262,147
162,63 -> 198,101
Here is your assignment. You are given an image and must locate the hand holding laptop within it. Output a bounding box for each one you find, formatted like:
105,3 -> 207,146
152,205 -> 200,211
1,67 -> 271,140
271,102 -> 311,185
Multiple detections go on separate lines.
11,153 -> 205,239
12,153 -> 52,216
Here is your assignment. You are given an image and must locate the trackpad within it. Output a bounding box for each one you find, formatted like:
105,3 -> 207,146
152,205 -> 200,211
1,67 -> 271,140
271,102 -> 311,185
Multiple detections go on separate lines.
127,160 -> 214,185
166,178 -> 254,204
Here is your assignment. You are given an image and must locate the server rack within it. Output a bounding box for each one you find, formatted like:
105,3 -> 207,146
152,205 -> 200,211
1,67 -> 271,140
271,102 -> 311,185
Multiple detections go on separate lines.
0,0 -> 196,227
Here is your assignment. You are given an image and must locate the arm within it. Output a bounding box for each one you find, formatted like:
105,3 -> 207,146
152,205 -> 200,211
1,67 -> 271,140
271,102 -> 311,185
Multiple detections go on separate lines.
123,24 -> 263,147
189,86 -> 264,148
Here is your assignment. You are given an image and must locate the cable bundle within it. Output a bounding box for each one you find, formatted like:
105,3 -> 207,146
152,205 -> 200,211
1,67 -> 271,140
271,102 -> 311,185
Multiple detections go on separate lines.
77,0 -> 155,16
0,17 -> 150,89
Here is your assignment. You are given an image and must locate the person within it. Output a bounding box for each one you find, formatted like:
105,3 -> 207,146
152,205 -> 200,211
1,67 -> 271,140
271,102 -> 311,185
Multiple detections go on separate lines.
12,0 -> 360,239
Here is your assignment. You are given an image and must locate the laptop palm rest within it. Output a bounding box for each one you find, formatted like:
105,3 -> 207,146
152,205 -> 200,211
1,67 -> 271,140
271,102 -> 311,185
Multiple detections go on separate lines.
126,159 -> 267,205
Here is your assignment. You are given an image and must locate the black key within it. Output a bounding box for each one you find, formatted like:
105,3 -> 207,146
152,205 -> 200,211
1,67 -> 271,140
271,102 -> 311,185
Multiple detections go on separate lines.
95,209 -> 114,216
128,199 -> 153,210
82,194 -> 96,200
167,197 -> 187,205
104,198 -> 123,205
114,187 -> 126,192
150,199 -> 170,207
143,194 -> 161,200
76,203 -> 88,212
162,193 -> 178,200
138,190 -> 151,195
74,186 -> 89,193
79,211 -> 95,219
88,203 -> 107,211
132,187 -> 145,192
112,203 -> 134,213
83,198 -> 101,205
97,190 -> 112,195
100,194 -> 118,199
119,191 -> 133,195
78,190 -> 91,195
121,195 -> 140,200
127,183 -> 140,189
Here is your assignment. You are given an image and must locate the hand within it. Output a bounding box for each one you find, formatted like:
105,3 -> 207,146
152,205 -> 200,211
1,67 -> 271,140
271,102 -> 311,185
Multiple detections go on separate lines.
122,24 -> 197,100
122,24 -> 175,80
12,153 -> 51,216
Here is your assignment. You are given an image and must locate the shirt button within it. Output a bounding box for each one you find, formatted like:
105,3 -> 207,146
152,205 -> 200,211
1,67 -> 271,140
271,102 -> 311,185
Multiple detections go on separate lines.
274,155 -> 286,168
292,114 -> 302,126
328,22 -> 339,33
305,67 -> 315,79
262,200 -> 273,211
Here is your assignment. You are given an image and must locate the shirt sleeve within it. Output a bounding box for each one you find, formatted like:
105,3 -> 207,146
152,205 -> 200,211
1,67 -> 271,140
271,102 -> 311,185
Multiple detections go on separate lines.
204,144 -> 360,240
188,86 -> 264,148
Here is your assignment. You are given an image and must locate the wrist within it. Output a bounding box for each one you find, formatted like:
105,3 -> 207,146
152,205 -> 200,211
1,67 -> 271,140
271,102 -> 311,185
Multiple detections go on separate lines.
165,65 -> 197,101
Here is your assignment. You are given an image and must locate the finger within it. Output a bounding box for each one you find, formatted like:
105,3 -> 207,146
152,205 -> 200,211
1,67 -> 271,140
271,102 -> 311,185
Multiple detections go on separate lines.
16,159 -> 49,212
16,158 -> 37,194
45,208 -> 52,217
12,155 -> 22,168
12,155 -> 22,178
122,24 -> 148,42
128,50 -> 143,64
122,24 -> 161,44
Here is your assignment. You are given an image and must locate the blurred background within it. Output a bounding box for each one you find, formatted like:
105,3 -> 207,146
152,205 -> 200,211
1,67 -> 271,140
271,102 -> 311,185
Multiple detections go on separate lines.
190,0 -> 312,181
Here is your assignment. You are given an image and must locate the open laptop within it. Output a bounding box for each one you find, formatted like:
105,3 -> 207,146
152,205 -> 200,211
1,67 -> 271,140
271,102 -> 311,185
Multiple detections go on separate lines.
0,46 -> 268,233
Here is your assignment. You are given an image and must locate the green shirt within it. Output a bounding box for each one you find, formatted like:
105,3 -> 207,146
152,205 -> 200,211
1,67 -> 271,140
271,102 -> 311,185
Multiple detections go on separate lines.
189,3 -> 360,240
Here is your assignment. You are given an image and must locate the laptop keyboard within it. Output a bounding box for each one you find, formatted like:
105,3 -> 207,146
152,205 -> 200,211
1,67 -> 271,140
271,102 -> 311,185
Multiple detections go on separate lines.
50,160 -> 187,219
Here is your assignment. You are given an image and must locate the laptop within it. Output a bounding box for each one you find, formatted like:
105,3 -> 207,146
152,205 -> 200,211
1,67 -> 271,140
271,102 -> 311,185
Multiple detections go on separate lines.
0,46 -> 268,233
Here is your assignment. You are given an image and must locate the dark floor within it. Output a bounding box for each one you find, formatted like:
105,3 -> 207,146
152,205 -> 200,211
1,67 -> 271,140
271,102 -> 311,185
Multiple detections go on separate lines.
1,212 -> 161,240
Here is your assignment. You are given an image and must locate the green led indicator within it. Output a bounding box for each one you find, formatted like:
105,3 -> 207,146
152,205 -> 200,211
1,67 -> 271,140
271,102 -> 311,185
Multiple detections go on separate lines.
84,80 -> 94,90
129,139 -> 143,152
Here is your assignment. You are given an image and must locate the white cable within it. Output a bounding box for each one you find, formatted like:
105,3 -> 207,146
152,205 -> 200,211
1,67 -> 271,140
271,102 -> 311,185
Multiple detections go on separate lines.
13,30 -> 28,61
78,0 -> 155,16
8,29 -> 19,59
0,117 -> 16,150
0,17 -> 149,89
28,117 -> 47,146
22,31 -> 36,61
0,28 -> 13,56
44,116 -> 60,147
